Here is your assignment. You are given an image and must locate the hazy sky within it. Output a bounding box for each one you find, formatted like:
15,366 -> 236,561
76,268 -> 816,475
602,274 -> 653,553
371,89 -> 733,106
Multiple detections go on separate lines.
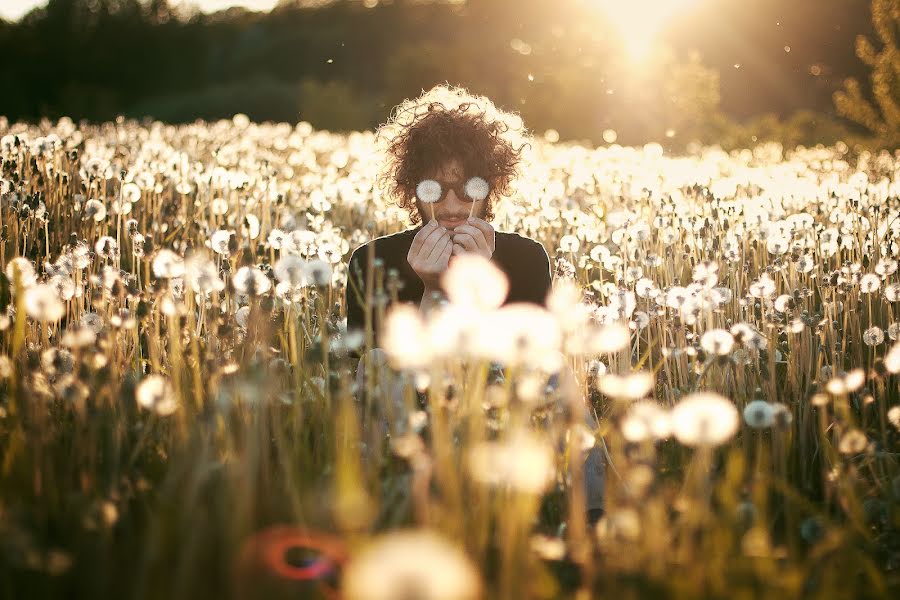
0,1 -> 280,22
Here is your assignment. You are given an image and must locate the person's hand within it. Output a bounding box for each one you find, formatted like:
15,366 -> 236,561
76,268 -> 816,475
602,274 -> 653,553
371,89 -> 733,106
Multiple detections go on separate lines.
407,219 -> 452,291
450,217 -> 495,260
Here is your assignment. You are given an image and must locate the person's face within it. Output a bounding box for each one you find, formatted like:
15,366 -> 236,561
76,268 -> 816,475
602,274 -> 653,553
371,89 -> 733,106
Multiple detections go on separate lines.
414,157 -> 488,230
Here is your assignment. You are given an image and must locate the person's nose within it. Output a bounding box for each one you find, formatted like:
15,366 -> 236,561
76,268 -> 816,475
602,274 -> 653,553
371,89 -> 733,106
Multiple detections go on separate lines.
441,187 -> 466,214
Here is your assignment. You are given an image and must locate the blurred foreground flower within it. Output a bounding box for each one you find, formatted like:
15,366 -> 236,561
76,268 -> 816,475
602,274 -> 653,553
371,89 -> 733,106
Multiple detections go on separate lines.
342,530 -> 481,600
24,284 -> 65,322
597,371 -> 654,401
442,254 -> 509,310
467,431 -> 555,493
136,375 -> 178,416
671,392 -> 739,447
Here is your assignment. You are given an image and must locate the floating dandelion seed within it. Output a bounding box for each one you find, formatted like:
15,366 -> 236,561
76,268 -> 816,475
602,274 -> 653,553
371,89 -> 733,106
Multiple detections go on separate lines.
671,392 -> 739,447
442,254 -> 509,310
136,375 -> 177,416
467,431 -> 555,493
597,371 -> 654,401
700,329 -> 735,356
152,249 -> 185,279
24,284 -> 65,322
342,530 -> 481,600
743,400 -> 774,428
232,266 -> 271,296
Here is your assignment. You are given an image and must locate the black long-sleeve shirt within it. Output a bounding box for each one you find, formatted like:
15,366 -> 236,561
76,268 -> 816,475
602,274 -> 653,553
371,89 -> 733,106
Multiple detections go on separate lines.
344,224 -> 553,354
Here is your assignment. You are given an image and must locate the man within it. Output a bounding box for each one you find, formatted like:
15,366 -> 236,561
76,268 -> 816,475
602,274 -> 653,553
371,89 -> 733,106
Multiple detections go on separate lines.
343,84 -> 604,525
345,90 -> 551,344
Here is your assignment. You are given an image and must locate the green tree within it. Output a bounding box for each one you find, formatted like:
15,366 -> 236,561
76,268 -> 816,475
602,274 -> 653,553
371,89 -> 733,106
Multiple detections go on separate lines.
833,0 -> 900,148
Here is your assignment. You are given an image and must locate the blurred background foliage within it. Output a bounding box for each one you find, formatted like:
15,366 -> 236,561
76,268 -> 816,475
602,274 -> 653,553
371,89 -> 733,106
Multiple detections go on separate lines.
0,0 -> 892,149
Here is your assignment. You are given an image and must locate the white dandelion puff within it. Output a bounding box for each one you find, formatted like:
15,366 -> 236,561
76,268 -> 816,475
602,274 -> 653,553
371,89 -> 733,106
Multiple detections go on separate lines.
743,400 -> 775,428
621,401 -> 671,442
24,284 -> 65,322
136,375 -> 178,417
464,176 -> 490,201
467,431 -> 555,493
416,179 -> 442,204
597,371 -> 654,401
700,329 -> 735,356
273,255 -> 308,287
152,249 -> 185,279
232,266 -> 271,296
210,230 -> 233,256
6,257 -> 37,287
671,392 -> 739,447
342,530 -> 481,600
442,254 -> 509,310
863,326 -> 884,346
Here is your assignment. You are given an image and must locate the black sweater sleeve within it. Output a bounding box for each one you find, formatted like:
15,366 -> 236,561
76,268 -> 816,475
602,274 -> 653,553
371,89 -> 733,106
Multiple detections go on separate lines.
344,244 -> 368,356
526,239 -> 553,306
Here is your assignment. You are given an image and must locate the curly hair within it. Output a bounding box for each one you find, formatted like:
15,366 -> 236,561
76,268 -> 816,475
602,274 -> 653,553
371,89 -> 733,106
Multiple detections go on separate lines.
375,84 -> 531,225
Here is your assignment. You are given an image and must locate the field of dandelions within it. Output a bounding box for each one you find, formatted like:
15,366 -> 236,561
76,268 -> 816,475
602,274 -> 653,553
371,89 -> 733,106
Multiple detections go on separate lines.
0,114 -> 899,600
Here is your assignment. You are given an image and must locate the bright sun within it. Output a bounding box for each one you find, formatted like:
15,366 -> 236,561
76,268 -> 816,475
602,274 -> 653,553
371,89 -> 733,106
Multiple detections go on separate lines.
596,0 -> 698,60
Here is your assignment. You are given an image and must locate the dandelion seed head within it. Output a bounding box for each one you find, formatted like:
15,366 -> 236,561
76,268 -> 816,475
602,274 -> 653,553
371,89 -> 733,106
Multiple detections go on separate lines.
232,266 -> 271,296
135,375 -> 178,417
442,254 -> 509,310
743,400 -> 774,428
468,431 -> 555,493
621,401 -> 671,442
24,284 -> 65,322
597,371 -> 654,401
342,530 -> 481,600
700,329 -> 735,356
671,392 -> 739,447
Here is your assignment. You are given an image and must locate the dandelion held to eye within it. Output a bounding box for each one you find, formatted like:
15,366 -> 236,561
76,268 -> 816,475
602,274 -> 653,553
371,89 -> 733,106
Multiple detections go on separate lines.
465,175 -> 490,218
416,179 -> 441,221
